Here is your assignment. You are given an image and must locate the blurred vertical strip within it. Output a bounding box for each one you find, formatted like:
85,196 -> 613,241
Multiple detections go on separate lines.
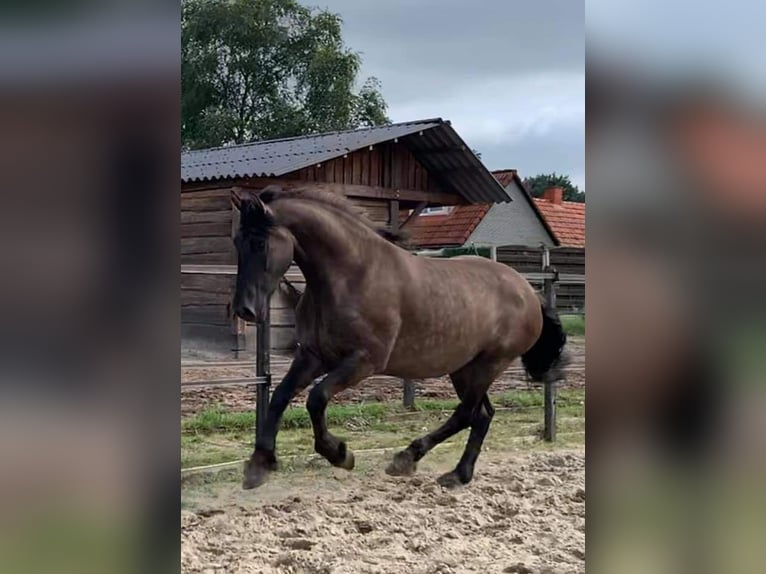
0,5 -> 180,573
587,2 -> 766,573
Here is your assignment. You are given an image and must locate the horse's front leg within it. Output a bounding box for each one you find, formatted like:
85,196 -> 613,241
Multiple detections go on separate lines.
306,350 -> 374,469
243,346 -> 324,489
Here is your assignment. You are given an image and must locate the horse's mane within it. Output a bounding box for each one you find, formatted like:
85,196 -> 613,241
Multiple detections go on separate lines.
259,185 -> 412,248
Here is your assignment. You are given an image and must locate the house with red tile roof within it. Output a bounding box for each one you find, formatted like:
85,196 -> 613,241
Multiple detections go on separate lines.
407,170 -> 584,249
532,186 -> 585,247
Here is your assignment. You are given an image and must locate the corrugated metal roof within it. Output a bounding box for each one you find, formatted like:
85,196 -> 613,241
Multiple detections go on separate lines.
181,119 -> 511,204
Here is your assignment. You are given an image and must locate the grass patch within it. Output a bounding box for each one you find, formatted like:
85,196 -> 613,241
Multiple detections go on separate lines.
182,389 -> 586,436
182,407 -> 254,434
561,314 -> 585,336
182,401 -> 391,435
181,390 -> 585,469
181,407 -> 585,485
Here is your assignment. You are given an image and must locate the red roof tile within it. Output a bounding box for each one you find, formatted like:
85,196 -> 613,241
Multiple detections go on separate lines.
407,204 -> 491,247
533,198 -> 586,247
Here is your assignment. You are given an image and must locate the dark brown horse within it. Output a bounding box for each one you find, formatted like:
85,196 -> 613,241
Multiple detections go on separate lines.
231,186 -> 566,489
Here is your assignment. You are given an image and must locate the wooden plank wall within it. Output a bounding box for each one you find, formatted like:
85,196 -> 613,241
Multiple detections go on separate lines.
290,142 -> 440,195
181,187 -> 236,335
181,272 -> 235,328
181,188 -> 235,265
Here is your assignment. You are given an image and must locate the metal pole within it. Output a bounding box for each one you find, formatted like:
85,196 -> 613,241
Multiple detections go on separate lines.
255,304 -> 271,444
490,245 -> 497,262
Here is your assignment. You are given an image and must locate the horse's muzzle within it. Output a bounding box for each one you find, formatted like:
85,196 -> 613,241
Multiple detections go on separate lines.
233,303 -> 257,323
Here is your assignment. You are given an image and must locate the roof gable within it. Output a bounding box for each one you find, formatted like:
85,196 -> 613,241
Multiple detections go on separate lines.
181,119 -> 511,204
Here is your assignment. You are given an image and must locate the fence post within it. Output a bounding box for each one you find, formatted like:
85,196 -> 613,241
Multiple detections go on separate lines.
544,376 -> 557,442
542,266 -> 558,442
490,245 -> 497,262
255,303 -> 271,444
403,379 -> 416,409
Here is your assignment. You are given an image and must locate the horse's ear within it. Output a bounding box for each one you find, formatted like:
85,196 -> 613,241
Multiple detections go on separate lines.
231,188 -> 243,210
249,193 -> 272,220
259,185 -> 282,203
250,193 -> 266,211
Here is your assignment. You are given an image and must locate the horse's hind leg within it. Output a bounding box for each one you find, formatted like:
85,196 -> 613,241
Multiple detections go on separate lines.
385,393 -> 475,477
386,355 -> 504,481
436,394 -> 495,488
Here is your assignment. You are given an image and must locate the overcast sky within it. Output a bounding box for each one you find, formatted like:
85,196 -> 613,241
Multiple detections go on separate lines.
317,0 -> 585,190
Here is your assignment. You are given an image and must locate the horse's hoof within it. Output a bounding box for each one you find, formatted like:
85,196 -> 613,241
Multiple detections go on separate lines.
338,450 -> 355,470
436,470 -> 468,489
329,441 -> 355,470
385,450 -> 417,476
242,474 -> 267,490
242,466 -> 270,490
242,451 -> 276,490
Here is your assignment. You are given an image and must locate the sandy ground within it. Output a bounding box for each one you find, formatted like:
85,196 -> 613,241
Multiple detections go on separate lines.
181,448 -> 585,574
181,340 -> 585,417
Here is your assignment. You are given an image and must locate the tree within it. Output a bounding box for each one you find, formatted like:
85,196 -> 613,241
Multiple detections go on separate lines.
522,173 -> 585,203
182,0 -> 390,149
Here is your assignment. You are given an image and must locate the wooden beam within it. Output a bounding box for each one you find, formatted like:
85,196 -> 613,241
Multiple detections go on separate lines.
236,178 -> 464,205
400,201 -> 427,229
181,264 -> 584,285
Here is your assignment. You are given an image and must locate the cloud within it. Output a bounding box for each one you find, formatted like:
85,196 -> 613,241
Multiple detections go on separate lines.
317,0 -> 585,184
390,71 -> 583,141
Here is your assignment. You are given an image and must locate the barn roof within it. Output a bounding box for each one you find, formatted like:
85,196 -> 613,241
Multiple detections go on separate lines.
181,119 -> 512,204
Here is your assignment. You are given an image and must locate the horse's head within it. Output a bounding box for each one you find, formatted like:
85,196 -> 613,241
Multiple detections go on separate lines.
231,188 -> 293,323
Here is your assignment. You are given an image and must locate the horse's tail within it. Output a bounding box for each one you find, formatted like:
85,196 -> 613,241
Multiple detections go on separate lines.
521,300 -> 568,382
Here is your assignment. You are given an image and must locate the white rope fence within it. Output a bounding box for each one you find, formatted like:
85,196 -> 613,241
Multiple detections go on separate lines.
181,429 -> 585,476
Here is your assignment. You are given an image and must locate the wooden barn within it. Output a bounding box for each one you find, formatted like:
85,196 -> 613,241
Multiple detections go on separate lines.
181,118 -> 512,357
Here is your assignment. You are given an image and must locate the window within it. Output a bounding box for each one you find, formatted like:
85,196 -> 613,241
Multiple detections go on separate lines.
420,206 -> 452,216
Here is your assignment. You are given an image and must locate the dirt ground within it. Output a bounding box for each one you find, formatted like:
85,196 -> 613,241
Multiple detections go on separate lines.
181,339 -> 585,417
181,447 -> 585,574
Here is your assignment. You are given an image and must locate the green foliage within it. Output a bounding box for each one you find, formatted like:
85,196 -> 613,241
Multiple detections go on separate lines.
441,246 -> 492,258
523,172 -> 585,203
182,0 -> 390,149
561,314 -> 585,336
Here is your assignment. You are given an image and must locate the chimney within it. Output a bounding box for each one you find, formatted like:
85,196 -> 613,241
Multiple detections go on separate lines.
543,186 -> 564,205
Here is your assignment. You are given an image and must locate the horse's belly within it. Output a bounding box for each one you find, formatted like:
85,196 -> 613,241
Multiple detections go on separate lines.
383,333 -> 482,378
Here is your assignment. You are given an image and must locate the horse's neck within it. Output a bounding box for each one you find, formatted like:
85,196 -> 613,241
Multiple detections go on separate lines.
274,200 -> 366,290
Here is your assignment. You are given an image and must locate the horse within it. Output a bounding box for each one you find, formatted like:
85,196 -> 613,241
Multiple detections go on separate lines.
231,185 -> 566,489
